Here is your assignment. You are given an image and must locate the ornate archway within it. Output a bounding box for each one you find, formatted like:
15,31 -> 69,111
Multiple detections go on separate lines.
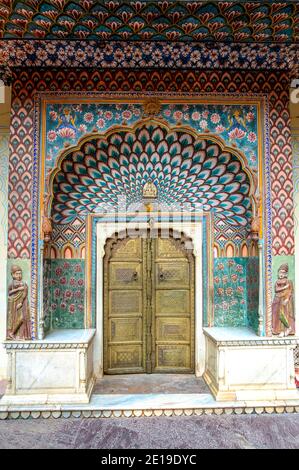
42,119 -> 258,336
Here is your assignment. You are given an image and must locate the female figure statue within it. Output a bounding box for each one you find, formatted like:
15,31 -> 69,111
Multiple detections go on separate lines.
272,264 -> 295,337
7,265 -> 31,340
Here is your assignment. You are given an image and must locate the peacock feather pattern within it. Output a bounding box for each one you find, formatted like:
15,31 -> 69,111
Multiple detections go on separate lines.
52,123 -> 251,227
1,1 -> 298,43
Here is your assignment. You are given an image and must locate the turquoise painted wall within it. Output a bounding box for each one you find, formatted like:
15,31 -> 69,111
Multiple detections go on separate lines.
214,257 -> 259,330
43,258 -> 52,333
43,259 -> 85,329
44,255 -> 259,331
247,257 -> 259,333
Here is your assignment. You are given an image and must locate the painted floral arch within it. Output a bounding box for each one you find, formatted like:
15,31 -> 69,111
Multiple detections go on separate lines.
48,119 -> 255,227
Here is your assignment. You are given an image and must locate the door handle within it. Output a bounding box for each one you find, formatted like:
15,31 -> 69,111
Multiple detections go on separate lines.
159,272 -> 165,281
132,271 -> 138,281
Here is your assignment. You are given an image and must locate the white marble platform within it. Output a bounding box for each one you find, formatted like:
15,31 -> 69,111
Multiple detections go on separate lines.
203,328 -> 299,401
1,391 -> 299,419
66,391 -> 299,411
1,326 -> 299,416
203,327 -> 299,344
44,329 -> 96,343
2,329 -> 96,404
4,329 -> 96,347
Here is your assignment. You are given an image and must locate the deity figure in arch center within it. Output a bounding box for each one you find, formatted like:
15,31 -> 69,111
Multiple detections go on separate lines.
143,179 -> 158,199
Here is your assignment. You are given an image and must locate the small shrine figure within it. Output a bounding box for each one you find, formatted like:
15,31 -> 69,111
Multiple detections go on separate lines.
7,265 -> 31,340
227,109 -> 247,129
142,179 -> 157,199
56,107 -> 77,132
272,264 -> 295,337
42,215 -> 53,243
227,109 -> 248,140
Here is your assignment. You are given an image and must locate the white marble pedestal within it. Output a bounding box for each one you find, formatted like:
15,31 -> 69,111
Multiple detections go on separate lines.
203,327 -> 299,401
1,329 -> 96,405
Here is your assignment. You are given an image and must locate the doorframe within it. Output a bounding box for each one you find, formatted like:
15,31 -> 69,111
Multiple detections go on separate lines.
94,218 -> 203,378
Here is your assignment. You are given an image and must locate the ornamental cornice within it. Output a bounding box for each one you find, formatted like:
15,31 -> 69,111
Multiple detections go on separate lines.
0,40 -> 298,72
4,342 -> 91,350
1,403 -> 299,420
208,338 -> 299,347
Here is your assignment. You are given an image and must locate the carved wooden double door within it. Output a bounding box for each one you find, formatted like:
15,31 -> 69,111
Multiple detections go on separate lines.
104,235 -> 195,374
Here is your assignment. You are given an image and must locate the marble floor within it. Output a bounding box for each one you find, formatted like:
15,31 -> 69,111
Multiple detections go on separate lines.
93,374 -> 210,395
0,413 -> 299,449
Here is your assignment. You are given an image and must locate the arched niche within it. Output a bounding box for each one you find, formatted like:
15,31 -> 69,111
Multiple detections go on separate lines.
43,119 -> 257,333
45,119 -> 256,224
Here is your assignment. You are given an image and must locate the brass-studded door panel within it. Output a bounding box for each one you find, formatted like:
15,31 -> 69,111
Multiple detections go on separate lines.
153,238 -> 194,373
104,235 -> 195,375
104,237 -> 145,374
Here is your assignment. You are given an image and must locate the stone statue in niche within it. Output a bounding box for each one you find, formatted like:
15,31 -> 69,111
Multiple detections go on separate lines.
7,265 -> 31,340
272,264 -> 295,337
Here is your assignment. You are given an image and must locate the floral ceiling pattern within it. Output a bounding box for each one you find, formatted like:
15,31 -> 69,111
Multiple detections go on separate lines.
0,1 -> 298,42
52,123 -> 252,226
0,2 -> 298,82
1,41 -> 298,75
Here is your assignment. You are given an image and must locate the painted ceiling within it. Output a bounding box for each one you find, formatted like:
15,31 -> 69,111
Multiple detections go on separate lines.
52,123 -> 252,226
0,1 -> 298,43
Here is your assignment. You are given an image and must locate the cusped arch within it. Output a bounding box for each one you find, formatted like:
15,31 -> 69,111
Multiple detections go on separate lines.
47,119 -> 256,227
105,228 -> 195,262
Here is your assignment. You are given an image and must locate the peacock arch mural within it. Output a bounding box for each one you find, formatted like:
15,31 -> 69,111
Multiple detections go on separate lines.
43,120 -> 259,333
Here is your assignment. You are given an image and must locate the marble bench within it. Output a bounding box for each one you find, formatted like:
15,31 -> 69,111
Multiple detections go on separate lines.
203,327 -> 299,401
1,329 -> 96,405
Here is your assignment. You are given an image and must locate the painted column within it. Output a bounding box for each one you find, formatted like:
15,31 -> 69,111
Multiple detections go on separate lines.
258,240 -> 264,336
38,241 -> 45,340
0,132 -> 9,378
292,134 -> 299,335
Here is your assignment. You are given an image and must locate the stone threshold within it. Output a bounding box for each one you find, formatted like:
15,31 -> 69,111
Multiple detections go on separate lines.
1,392 -> 299,419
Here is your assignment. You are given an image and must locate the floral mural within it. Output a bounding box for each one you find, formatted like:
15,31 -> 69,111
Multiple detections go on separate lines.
43,259 -> 51,334
214,257 -> 251,328
247,257 -> 259,333
44,259 -> 85,329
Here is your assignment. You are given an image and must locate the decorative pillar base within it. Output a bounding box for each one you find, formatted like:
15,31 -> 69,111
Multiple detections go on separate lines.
1,329 -> 96,405
203,327 -> 299,402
